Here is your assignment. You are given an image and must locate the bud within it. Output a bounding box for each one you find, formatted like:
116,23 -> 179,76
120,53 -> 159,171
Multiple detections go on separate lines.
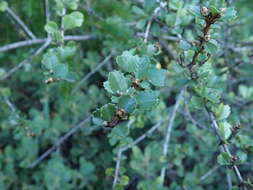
191,42 -> 197,46
116,109 -> 125,118
230,155 -> 240,163
201,7 -> 209,16
45,77 -> 54,84
220,8 -> 226,13
204,34 -> 211,41
232,123 -> 242,132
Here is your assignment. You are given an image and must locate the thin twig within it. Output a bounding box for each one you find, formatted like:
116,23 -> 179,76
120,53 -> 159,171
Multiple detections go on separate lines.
84,0 -> 104,21
0,39 -> 51,81
206,110 -> 247,190
159,39 -> 177,60
121,121 -> 163,152
160,88 -> 185,183
144,1 -> 167,42
0,35 -> 96,53
44,0 -> 50,24
113,121 -> 164,188
0,92 -> 21,120
60,8 -> 66,47
113,149 -> 123,188
29,116 -> 90,168
200,165 -> 220,181
227,173 -> 233,190
6,7 -> 36,39
183,99 -> 208,130
72,54 -> 113,93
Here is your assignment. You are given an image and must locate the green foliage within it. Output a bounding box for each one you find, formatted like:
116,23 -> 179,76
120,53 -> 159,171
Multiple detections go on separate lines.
0,1 -> 8,12
63,11 -> 84,30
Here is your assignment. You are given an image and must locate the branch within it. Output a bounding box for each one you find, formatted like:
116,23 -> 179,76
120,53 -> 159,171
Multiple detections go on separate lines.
0,39 -> 51,81
60,8 -> 66,47
0,35 -> 96,53
206,109 -> 247,190
160,87 -> 185,183
44,0 -> 50,24
6,7 -> 36,40
159,39 -> 177,60
144,1 -> 167,42
112,121 -> 164,188
200,165 -> 220,181
72,54 -> 113,94
121,121 -> 163,152
83,0 -> 105,21
183,99 -> 209,130
227,173 -> 233,190
113,149 -> 123,188
29,116 -> 91,168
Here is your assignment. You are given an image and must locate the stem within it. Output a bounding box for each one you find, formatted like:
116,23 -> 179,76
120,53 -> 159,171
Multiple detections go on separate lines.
6,7 -> 36,40
144,1 -> 167,43
60,8 -> 66,47
0,39 -> 51,81
206,107 -> 246,190
0,35 -> 96,53
112,121 -> 164,189
160,88 -> 185,183
29,116 -> 91,168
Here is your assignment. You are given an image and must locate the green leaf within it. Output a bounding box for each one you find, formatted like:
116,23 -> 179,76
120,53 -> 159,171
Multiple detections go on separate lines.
44,21 -> 62,42
120,175 -> 129,186
215,104 -> 231,121
238,85 -> 253,100
63,0 -> 79,10
217,152 -> 231,165
205,40 -> 219,54
64,72 -> 76,82
147,68 -> 167,87
190,96 -> 204,110
108,122 -> 130,146
42,50 -> 60,70
209,6 -> 221,15
53,64 -> 68,79
116,51 -> 138,73
223,7 -> 237,20
188,6 -> 202,18
57,44 -> 77,60
45,21 -> 59,34
108,71 -> 129,94
63,11 -> 84,30
136,91 -> 159,110
118,95 -> 136,113
219,121 -> 232,140
239,85 -> 248,99
103,81 -> 114,94
203,88 -> 221,104
132,6 -> 145,15
136,19 -> 147,29
100,104 -> 116,122
180,40 -> 191,51
134,56 -> 151,80
0,1 -> 8,12
105,168 -> 114,176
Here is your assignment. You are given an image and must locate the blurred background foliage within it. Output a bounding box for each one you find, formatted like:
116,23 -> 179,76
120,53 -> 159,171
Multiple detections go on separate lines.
0,0 -> 253,189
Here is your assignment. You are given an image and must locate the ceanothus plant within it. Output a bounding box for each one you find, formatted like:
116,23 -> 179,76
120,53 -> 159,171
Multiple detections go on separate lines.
92,2 -> 251,190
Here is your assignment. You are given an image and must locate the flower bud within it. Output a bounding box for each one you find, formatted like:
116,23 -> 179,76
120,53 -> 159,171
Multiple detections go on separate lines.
201,7 -> 209,16
220,8 -> 226,13
45,77 -> 54,84
204,34 -> 211,41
